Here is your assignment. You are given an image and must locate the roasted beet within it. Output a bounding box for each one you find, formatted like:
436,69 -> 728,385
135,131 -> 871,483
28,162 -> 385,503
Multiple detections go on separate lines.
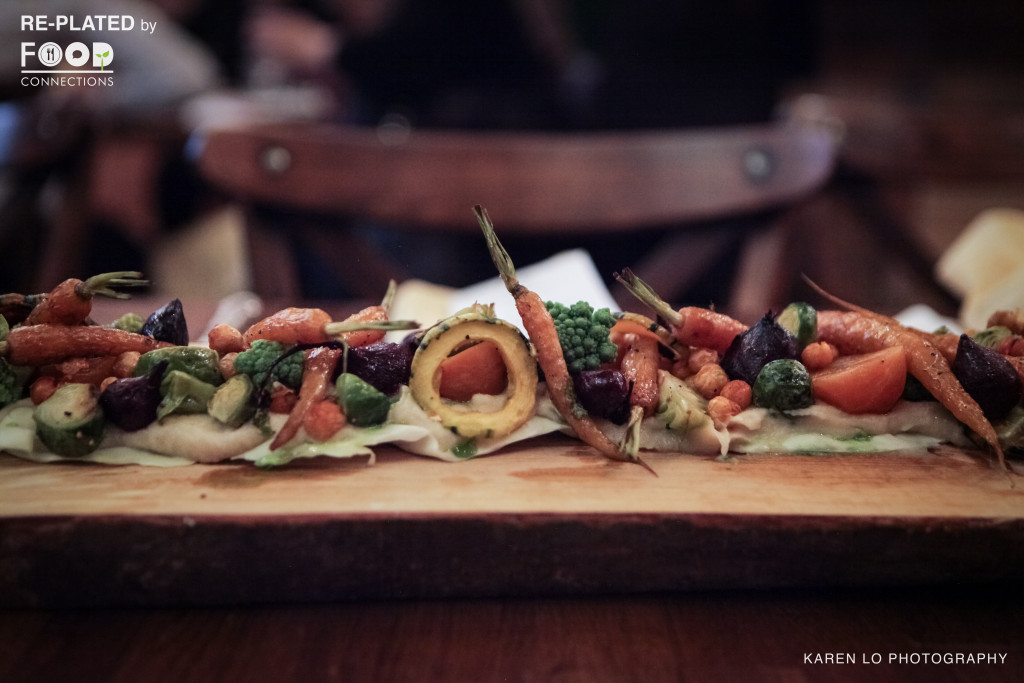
98,360 -> 168,431
346,341 -> 414,395
573,369 -> 631,425
721,313 -> 799,385
952,334 -> 1023,420
141,299 -> 189,346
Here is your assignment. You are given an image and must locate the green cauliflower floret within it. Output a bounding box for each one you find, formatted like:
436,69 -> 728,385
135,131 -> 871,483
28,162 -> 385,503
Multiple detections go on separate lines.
0,358 -> 25,409
545,300 -> 619,374
233,340 -> 304,389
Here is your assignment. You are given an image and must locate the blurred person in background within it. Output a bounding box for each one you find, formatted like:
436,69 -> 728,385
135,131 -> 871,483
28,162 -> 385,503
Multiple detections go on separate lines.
241,0 -> 816,300
244,0 -> 814,131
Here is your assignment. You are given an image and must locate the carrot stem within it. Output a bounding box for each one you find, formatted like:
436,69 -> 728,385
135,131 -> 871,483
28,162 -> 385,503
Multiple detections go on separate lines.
77,271 -> 148,300
614,268 -> 683,328
323,319 -> 419,336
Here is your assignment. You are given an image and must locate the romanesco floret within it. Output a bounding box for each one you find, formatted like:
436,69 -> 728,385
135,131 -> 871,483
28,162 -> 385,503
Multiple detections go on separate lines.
0,358 -> 25,409
233,340 -> 305,389
545,300 -> 618,373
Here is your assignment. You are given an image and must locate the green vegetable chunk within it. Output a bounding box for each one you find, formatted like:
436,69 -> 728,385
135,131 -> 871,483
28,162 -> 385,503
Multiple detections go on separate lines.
752,359 -> 814,412
544,300 -> 618,373
109,311 -> 145,334
135,346 -> 222,385
996,405 -> 1024,455
337,373 -> 391,427
157,370 -> 217,421
208,374 -> 256,428
972,325 -> 1013,350
34,383 -> 106,457
0,357 -> 25,409
233,340 -> 304,389
776,302 -> 818,349
655,370 -> 710,431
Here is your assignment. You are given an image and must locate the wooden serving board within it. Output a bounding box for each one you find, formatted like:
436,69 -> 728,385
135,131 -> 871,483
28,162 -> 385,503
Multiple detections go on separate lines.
2,437 -> 1023,608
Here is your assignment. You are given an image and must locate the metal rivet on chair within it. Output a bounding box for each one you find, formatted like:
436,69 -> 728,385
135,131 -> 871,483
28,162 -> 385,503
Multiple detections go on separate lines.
742,147 -> 774,183
260,145 -> 292,175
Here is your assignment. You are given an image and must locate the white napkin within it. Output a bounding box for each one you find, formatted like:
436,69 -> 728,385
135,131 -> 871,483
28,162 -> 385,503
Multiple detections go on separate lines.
392,249 -> 617,331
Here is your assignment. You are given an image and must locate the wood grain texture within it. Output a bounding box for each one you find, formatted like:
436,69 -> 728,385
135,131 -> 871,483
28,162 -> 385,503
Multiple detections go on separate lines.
196,123 -> 836,232
2,437 -> 1022,608
2,587 -> 1023,683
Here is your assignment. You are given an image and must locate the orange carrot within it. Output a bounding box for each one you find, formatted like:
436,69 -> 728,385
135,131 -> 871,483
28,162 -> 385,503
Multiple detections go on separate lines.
271,346 -> 343,450
243,307 -> 334,346
328,305 -> 388,348
475,205 -> 637,466
245,283 -> 414,349
619,333 -> 660,410
323,280 -> 400,348
2,325 -> 170,366
25,271 -> 147,326
673,306 -> 749,353
44,356 -> 119,387
615,268 -> 746,352
610,317 -> 662,347
439,340 -> 508,402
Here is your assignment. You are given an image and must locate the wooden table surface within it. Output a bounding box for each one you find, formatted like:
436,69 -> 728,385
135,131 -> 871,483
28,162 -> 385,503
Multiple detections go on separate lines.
3,443 -> 1023,682
2,585 -> 1022,683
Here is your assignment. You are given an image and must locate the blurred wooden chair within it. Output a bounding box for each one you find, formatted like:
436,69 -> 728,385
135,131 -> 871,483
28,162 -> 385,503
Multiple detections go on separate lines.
194,120 -> 836,319
0,101 -> 88,292
782,91 -> 1024,315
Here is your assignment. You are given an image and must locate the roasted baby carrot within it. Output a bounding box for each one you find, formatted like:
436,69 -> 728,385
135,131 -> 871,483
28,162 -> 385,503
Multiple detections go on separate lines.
475,205 -> 645,468
271,345 -> 343,450
243,307 -> 334,346
25,271 -> 147,326
1,325 -> 170,366
246,282 -> 414,348
323,280 -> 399,348
619,333 -> 660,411
615,268 -> 747,353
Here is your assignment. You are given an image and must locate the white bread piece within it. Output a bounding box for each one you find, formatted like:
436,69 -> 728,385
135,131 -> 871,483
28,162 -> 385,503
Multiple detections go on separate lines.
935,208 -> 1024,297
961,266 -> 1024,331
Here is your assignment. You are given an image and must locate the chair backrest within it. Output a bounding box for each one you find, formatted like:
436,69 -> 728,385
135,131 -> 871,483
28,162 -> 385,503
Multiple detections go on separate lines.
194,120 -> 836,309
197,121 -> 835,231
784,93 -> 1024,181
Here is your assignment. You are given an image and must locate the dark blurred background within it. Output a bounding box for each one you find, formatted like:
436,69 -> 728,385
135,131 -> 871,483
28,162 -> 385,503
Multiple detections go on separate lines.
2,0 -> 1023,316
